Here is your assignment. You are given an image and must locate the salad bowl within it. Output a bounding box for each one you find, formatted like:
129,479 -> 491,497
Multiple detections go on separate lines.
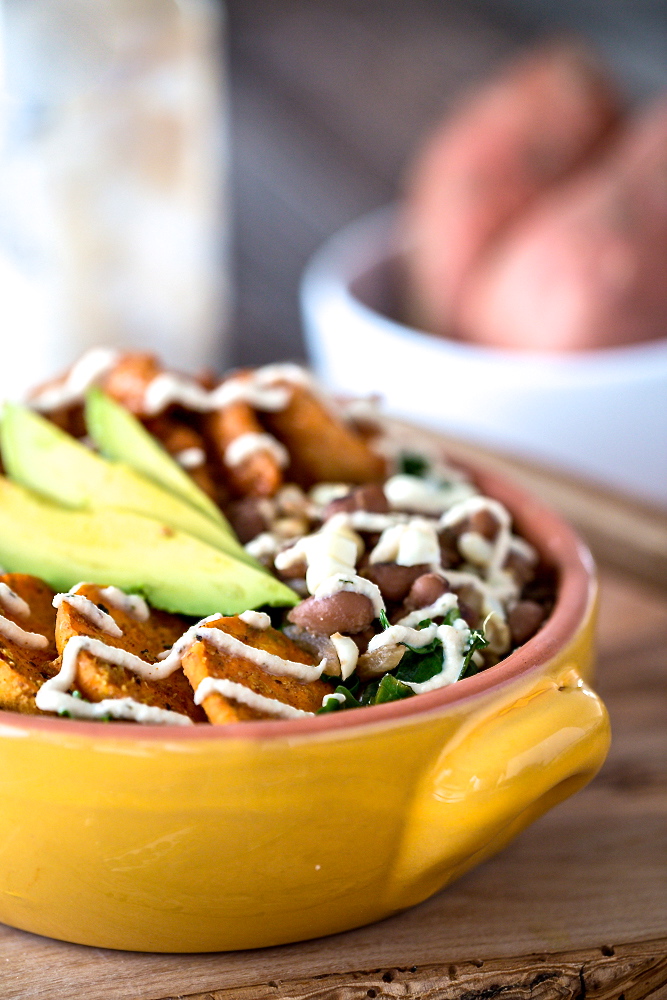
0,460 -> 608,952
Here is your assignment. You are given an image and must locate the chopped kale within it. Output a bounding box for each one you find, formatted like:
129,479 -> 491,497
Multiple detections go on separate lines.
379,608 -> 391,630
316,684 -> 361,714
398,451 -> 430,478
458,629 -> 489,680
373,674 -> 415,703
394,639 -> 443,685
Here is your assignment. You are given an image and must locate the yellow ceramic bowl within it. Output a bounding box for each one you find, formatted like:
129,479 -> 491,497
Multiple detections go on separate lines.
0,467 -> 609,952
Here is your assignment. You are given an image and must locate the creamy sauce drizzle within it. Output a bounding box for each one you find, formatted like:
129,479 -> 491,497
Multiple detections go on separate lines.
35,636 -> 193,724
53,593 -> 123,638
0,583 -> 30,618
224,432 -> 289,469
175,446 -> 206,469
191,627 -> 325,683
142,363 -> 313,416
397,591 -> 459,627
384,474 -> 477,515
30,347 -> 121,411
369,518 -> 440,568
194,677 -> 314,719
98,585 -> 150,622
0,615 -> 48,649
329,632 -> 358,680
313,573 -> 385,616
367,618 -> 470,693
238,610 -> 272,630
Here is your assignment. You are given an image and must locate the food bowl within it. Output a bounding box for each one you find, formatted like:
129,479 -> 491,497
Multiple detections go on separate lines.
0,460 -> 608,952
301,206 -> 667,509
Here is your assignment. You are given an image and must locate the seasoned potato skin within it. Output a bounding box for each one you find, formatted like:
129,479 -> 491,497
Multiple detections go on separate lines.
0,574 -> 59,714
264,386 -> 386,488
55,583 -> 205,722
182,615 -> 333,724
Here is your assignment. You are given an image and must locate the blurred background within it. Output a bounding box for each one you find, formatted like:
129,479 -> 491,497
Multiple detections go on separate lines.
225,0 -> 667,367
0,0 -> 666,507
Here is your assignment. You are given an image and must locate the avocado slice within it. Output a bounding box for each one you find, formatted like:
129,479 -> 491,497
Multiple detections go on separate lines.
0,403 -> 260,569
85,387 -> 224,525
0,477 -> 298,616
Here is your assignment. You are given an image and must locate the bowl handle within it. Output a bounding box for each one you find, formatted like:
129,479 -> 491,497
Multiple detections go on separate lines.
389,669 -> 610,908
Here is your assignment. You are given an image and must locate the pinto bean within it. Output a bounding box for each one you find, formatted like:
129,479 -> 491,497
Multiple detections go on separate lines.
362,563 -> 429,604
226,498 -> 271,544
508,600 -> 545,645
439,528 -> 462,568
504,548 -> 536,587
405,572 -> 448,611
287,591 -> 375,635
324,482 -> 389,519
468,508 -> 500,540
455,584 -> 483,628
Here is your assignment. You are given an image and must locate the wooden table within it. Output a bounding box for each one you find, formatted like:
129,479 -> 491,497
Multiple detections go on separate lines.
2,484 -> 665,998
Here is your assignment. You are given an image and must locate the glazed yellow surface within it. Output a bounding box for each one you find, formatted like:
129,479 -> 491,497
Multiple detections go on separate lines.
0,593 -> 608,952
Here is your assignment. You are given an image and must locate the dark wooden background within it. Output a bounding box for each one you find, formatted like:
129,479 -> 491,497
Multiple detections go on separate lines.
224,0 -> 667,370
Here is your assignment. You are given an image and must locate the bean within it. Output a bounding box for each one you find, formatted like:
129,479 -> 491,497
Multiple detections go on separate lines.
508,600 -> 545,645
287,591 -> 375,635
405,572 -> 448,610
362,563 -> 429,603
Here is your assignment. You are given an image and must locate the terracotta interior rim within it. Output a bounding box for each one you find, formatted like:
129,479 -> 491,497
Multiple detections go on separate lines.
0,461 -> 594,741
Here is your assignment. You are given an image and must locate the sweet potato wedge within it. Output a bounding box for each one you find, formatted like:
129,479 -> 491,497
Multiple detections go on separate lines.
0,574 -> 59,714
55,583 -> 205,722
459,101 -> 667,350
102,352 -> 162,416
403,41 -> 619,334
205,401 -> 283,498
264,386 -> 386,487
181,615 -> 333,724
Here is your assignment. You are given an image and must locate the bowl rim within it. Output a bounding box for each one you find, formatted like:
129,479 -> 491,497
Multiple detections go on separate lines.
301,204 -> 667,374
0,457 -> 595,743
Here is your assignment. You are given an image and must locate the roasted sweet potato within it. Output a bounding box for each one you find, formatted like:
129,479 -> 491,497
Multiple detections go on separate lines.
55,583 -> 204,722
181,615 -> 333,724
102,352 -> 162,415
459,101 -> 667,350
403,41 -> 620,334
264,386 -> 386,487
205,400 -> 284,498
0,574 -> 59,714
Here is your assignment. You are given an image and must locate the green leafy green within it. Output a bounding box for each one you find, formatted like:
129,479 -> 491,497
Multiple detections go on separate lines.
316,684 -> 361,714
394,639 -> 443,685
379,608 -> 390,629
398,451 -> 430,478
374,674 -> 415,703
458,629 -> 489,680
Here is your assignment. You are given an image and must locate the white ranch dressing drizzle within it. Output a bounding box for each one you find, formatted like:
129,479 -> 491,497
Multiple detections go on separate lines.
29,347 -> 120,411
224,432 -> 289,469
175,446 -> 206,469
0,614 -> 48,649
275,514 -> 363,594
53,593 -> 123,638
35,636 -> 193,725
141,363 -> 313,417
440,496 -> 512,576
245,532 -> 284,562
397,590 -> 459,628
384,474 -> 477,516
238,610 -> 272,630
322,691 -> 346,707
367,619 -> 470,694
345,510 -> 409,533
190,627 -> 326,683
329,632 -> 358,681
313,573 -> 385,617
0,583 -> 30,618
194,677 -> 314,719
98,585 -> 150,622
369,518 -> 440,568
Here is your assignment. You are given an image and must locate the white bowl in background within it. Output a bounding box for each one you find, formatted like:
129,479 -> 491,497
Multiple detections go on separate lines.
301,206 -> 667,509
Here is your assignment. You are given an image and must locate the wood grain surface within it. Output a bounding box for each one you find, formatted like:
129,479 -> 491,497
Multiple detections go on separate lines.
1,567 -> 664,1000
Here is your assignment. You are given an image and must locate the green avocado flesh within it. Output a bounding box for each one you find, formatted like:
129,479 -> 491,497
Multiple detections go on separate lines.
0,477 -> 298,616
85,387 -> 224,525
1,403 -> 259,570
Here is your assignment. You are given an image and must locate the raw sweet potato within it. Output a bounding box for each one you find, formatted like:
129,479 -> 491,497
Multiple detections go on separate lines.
459,101 -> 667,350
403,41 -> 620,334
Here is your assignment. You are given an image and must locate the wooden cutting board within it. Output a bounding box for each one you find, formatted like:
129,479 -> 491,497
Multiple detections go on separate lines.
1,507 -> 666,999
